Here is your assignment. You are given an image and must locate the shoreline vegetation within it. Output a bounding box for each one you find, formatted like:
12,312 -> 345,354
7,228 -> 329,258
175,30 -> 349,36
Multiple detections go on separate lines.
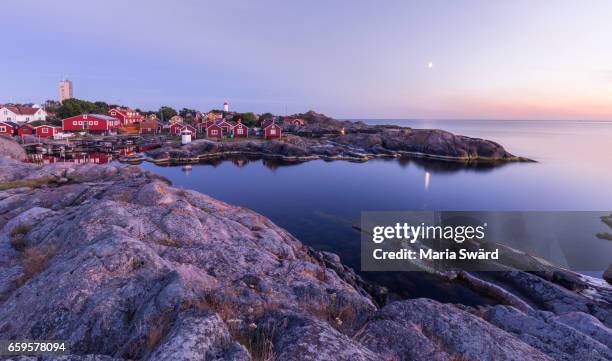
135,112 -> 534,165
0,136 -> 610,360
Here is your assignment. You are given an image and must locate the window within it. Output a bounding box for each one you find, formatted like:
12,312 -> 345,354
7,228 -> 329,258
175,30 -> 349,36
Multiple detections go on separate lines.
270,128 -> 276,135
25,117 -> 30,121
0,126 -> 5,132
83,115 -> 88,119
89,121 -> 93,125
237,128 -> 243,135
94,121 -> 98,125
42,128 -> 48,133
78,121 -> 83,125
211,129 -> 218,135
73,121 -> 78,125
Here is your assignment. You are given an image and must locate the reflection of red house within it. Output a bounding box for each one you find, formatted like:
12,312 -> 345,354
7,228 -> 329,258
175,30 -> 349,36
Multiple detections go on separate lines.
206,123 -> 222,138
18,124 -> 35,137
232,121 -> 249,138
28,153 -> 112,165
263,122 -> 281,139
35,125 -> 60,138
0,121 -> 17,136
61,114 -> 120,134
108,108 -> 143,126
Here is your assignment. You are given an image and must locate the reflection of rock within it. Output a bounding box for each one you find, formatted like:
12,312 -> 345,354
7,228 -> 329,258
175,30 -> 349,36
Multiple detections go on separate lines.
605,264 -> 612,284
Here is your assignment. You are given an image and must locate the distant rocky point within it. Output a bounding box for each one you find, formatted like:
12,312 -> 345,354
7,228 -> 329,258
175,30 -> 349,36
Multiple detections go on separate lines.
144,112 -> 531,164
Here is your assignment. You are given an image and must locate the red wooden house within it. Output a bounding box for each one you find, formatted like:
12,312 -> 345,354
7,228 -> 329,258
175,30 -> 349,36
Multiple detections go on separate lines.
17,124 -> 35,137
140,119 -> 160,134
195,121 -> 210,133
232,121 -> 249,138
206,123 -> 223,138
35,125 -> 60,138
182,124 -> 198,137
0,121 -> 17,137
108,108 -> 143,126
217,120 -> 232,135
263,121 -> 282,139
169,123 -> 184,136
284,117 -> 305,126
169,123 -> 198,138
62,114 -> 120,134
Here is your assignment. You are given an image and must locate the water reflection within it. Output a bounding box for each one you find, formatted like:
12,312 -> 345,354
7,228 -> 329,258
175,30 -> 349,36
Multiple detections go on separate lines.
28,152 -> 114,165
159,155 -> 518,174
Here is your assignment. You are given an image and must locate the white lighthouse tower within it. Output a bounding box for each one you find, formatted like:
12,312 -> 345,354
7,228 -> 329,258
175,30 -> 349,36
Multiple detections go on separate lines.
223,100 -> 229,112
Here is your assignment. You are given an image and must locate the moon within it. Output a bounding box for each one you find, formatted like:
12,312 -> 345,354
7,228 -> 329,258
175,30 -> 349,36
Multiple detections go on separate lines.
427,61 -> 434,69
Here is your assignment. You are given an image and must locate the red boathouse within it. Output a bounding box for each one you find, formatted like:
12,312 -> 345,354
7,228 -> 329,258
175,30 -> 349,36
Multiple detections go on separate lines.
0,121 -> 17,137
232,121 -> 249,138
263,122 -> 282,139
62,114 -> 120,134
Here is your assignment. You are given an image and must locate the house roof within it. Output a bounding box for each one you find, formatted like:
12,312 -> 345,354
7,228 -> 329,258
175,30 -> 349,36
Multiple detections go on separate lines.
3,106 -> 41,115
63,114 -> 118,121
0,121 -> 18,127
261,119 -> 279,129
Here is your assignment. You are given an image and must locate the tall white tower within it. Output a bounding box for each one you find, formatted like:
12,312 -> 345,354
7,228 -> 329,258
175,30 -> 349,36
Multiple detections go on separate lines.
223,100 -> 229,112
59,79 -> 73,102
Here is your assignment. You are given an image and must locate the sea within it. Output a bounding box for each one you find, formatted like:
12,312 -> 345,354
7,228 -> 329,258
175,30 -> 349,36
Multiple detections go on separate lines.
136,119 -> 612,304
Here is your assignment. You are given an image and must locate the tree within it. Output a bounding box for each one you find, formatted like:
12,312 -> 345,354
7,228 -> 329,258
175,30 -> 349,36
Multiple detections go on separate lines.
260,112 -> 274,121
94,101 -> 110,113
57,98 -> 109,118
179,108 -> 197,118
43,100 -> 61,114
233,112 -> 257,127
158,106 -> 177,122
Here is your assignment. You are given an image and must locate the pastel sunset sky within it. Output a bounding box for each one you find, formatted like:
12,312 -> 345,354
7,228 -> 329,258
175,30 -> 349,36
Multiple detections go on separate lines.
3,0 -> 612,120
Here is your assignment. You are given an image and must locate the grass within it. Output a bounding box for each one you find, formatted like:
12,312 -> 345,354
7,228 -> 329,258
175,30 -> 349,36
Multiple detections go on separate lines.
300,294 -> 359,333
15,244 -> 57,287
181,292 -> 279,361
10,224 -> 32,251
156,238 -> 179,247
0,176 -> 57,191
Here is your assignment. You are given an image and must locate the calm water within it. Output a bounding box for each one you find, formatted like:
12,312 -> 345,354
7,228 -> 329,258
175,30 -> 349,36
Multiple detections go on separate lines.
141,120 -> 612,304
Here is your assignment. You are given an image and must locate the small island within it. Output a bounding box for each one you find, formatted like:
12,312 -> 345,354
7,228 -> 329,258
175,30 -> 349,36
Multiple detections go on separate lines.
143,111 -> 531,165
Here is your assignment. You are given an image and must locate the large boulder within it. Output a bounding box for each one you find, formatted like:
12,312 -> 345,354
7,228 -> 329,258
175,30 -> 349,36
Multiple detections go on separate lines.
0,137 -> 26,161
356,298 -> 553,361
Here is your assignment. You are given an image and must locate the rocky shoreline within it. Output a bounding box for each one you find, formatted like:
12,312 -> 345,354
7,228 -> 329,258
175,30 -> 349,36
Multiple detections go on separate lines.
137,114 -> 532,165
1,137 -> 611,360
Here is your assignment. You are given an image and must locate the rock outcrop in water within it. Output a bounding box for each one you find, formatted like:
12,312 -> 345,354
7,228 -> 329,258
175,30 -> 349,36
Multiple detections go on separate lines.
0,157 -> 610,360
144,114 -> 528,164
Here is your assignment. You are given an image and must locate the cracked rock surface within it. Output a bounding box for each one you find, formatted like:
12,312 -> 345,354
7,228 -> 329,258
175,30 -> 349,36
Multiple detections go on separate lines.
0,152 -> 610,360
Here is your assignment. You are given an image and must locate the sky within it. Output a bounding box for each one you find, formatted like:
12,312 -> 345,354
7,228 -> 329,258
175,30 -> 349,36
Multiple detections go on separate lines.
2,0 -> 612,120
